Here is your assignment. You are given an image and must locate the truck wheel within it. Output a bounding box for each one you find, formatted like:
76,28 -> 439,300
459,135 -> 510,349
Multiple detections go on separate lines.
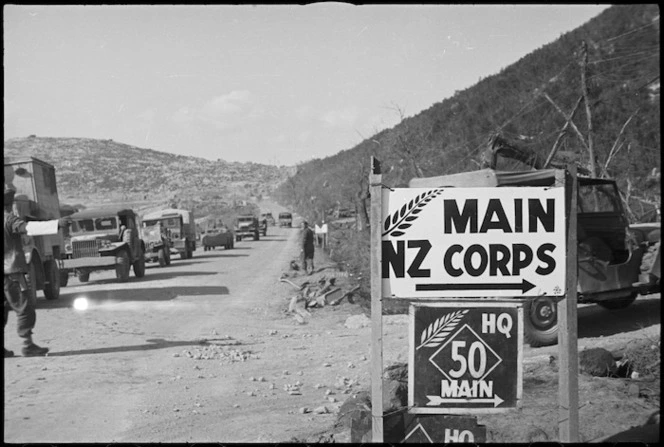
597,292 -> 638,310
187,246 -> 193,259
115,250 -> 130,282
78,271 -> 90,283
60,269 -> 69,287
524,296 -> 558,347
158,248 -> 167,267
180,251 -> 187,260
26,262 -> 38,305
165,248 -> 171,265
43,260 -> 60,300
254,232 -> 259,241
133,248 -> 146,278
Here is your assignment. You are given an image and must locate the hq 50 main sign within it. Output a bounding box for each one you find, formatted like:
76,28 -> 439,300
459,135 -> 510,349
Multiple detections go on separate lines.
381,187 -> 566,298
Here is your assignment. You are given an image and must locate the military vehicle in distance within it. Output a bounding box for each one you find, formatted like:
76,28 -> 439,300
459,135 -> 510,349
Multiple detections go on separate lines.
4,156 -> 65,300
142,209 -> 196,259
140,219 -> 171,267
278,212 -> 293,227
61,207 -> 146,282
235,215 -> 260,241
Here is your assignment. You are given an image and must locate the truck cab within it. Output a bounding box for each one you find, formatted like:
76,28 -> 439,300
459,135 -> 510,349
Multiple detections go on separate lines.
61,207 -> 146,282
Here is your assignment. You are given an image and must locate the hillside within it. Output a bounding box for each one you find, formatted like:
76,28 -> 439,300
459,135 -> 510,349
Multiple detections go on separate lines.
4,136 -> 295,219
276,4 -> 660,225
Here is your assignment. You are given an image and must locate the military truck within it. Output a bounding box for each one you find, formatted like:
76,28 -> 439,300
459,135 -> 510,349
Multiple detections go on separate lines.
142,209 -> 196,259
140,219 -> 171,267
411,139 -> 660,347
278,212 -> 293,227
235,215 -> 260,241
4,156 -> 65,300
61,207 -> 146,282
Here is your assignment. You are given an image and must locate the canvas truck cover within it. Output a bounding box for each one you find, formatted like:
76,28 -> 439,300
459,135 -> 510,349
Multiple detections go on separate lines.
409,168 -> 609,188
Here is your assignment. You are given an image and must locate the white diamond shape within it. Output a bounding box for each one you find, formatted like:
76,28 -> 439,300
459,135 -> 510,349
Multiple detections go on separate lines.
428,323 -> 503,381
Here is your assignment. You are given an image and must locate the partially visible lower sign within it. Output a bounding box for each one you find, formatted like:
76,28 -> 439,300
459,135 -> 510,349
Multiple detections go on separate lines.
402,414 -> 486,443
409,302 -> 523,414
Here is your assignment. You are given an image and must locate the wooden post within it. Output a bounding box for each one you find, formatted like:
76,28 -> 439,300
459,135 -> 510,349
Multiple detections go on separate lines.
557,165 -> 579,441
370,156 -> 384,443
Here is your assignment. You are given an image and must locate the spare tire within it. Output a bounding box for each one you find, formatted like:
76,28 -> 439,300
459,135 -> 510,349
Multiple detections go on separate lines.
524,296 -> 558,347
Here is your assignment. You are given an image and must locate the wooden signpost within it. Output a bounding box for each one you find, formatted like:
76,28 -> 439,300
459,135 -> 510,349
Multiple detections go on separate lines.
369,156 -> 579,442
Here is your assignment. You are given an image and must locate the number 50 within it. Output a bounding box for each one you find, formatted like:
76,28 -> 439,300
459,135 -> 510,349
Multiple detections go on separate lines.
449,340 -> 487,379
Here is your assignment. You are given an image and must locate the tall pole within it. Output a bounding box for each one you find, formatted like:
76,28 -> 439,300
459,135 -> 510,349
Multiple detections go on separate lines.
370,156 -> 384,442
558,165 -> 579,441
580,41 -> 597,177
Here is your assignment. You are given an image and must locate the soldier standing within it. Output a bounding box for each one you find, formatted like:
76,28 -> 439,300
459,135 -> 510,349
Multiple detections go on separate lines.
301,220 -> 315,275
4,186 -> 49,357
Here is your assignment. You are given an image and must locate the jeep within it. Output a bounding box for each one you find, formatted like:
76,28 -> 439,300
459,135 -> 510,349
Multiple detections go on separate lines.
410,168 -> 660,347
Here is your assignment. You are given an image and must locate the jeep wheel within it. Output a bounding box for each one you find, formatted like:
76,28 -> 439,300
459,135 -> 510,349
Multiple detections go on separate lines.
524,296 -> 558,347
78,271 -> 90,283
158,248 -> 167,267
597,292 -> 638,310
133,249 -> 146,278
115,250 -> 130,282
43,260 -> 60,300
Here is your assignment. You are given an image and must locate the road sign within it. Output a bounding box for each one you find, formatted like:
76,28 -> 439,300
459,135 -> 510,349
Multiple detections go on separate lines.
409,302 -> 523,414
381,187 -> 566,298
401,414 -> 486,443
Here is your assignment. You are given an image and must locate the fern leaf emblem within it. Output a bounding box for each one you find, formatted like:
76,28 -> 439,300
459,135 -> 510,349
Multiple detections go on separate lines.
416,310 -> 468,350
383,189 -> 443,237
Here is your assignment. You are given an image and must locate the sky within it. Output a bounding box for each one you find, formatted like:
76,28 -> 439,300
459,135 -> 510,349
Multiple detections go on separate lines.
3,4 -> 611,166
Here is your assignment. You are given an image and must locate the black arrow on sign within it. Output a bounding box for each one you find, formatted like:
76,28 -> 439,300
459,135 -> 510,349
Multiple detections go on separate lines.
416,279 -> 536,294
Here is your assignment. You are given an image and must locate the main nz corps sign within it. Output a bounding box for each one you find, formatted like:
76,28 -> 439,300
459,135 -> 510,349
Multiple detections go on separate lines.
381,187 -> 566,298
409,302 -> 523,414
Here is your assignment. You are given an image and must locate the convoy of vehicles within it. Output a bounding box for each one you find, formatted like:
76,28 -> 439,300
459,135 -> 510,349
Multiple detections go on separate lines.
201,226 -> 235,250
278,212 -> 293,227
141,209 -> 196,260
61,207 -> 146,282
4,156 -> 65,300
235,215 -> 260,241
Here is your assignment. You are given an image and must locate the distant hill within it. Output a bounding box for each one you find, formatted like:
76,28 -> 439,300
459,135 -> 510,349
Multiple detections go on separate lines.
276,4 -> 660,224
3,136 -> 295,219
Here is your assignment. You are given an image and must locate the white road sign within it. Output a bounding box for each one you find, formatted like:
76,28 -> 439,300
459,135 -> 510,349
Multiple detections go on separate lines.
381,187 -> 566,298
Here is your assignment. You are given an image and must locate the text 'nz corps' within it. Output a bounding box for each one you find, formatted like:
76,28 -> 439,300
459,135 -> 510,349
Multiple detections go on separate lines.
383,198 -> 557,278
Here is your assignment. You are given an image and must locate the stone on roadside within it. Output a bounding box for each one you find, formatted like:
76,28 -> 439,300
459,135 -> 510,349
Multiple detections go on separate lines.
579,347 -> 618,376
344,314 -> 371,329
627,383 -> 640,397
313,406 -> 329,414
299,407 -> 310,414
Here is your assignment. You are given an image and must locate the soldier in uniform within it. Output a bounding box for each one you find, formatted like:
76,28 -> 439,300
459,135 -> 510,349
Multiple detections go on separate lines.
4,186 -> 49,357
301,220 -> 315,275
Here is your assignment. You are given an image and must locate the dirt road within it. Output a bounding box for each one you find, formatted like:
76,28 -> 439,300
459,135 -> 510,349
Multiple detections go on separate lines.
4,223 -> 660,442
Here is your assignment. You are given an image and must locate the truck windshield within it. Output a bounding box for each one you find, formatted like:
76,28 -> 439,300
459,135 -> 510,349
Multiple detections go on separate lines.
71,217 -> 118,232
279,213 -> 292,219
578,184 -> 622,213
239,217 -> 254,222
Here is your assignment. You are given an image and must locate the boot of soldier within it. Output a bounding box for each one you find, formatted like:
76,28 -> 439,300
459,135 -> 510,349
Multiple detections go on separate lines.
5,348 -> 15,358
21,337 -> 49,357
